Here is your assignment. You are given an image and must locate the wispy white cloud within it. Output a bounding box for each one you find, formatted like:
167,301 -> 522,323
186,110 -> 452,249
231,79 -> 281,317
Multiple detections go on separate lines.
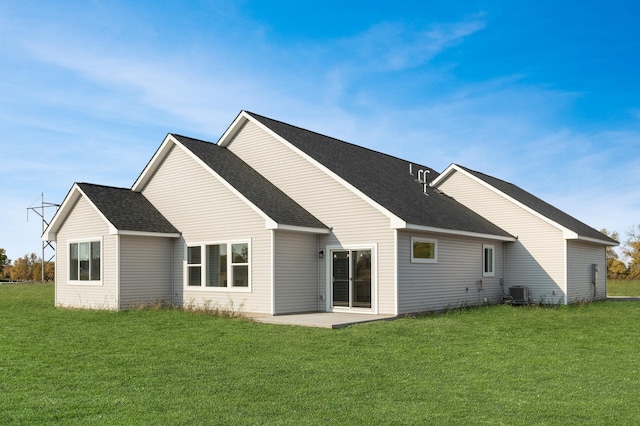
338,14 -> 487,72
1,2 -> 638,262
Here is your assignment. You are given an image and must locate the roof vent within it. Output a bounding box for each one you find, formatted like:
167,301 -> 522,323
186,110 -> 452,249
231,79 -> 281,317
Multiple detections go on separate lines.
417,169 -> 431,195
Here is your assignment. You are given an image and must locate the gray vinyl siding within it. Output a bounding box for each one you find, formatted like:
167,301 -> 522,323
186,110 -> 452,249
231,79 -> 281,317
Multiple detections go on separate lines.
273,231 -> 319,314
227,121 -> 396,314
397,230 -> 504,313
567,240 -> 606,302
55,197 -> 118,309
439,171 -> 566,304
140,144 -> 273,314
118,235 -> 174,308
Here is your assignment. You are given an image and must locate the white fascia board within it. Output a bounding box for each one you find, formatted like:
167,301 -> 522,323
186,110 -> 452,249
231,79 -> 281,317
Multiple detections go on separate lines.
131,134 -> 176,192
111,230 -> 181,238
75,186 -> 120,235
42,185 -> 80,241
436,165 -> 575,237
431,163 -> 456,187
232,112 -> 404,226
172,138 -> 279,229
42,184 -> 115,241
572,234 -> 619,247
217,111 -> 250,147
401,223 -> 516,242
266,223 -> 331,234
390,217 -> 407,229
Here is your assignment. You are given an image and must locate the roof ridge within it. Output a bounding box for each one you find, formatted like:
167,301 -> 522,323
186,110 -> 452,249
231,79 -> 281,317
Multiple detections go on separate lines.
455,164 -> 517,187
244,110 -> 435,172
77,182 -> 130,191
170,133 -> 216,145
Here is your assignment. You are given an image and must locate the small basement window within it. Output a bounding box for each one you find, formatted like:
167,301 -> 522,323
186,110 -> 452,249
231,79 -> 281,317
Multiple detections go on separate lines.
411,237 -> 437,263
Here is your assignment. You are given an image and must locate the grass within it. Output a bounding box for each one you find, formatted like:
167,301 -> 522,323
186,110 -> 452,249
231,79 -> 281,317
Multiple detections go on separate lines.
2,283 -> 640,425
607,279 -> 640,297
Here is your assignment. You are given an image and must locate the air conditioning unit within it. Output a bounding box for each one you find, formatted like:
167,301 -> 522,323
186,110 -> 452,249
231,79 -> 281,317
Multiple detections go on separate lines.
509,286 -> 529,304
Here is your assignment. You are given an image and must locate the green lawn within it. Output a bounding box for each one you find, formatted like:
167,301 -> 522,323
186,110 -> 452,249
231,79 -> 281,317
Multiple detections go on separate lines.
607,279 -> 640,297
2,283 -> 639,425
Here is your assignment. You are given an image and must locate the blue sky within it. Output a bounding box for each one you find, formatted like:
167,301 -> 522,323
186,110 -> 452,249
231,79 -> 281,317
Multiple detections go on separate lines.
1,0 -> 639,261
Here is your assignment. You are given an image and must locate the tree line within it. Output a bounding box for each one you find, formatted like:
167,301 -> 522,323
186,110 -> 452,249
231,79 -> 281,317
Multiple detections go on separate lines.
601,226 -> 640,280
0,249 -> 54,282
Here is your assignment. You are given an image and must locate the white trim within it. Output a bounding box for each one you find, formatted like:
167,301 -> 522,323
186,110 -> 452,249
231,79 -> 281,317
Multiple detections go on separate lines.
411,236 -> 437,264
54,244 -> 59,305
575,234 -> 619,246
217,112 -> 249,148
403,223 -> 516,242
220,111 -> 404,226
111,230 -> 181,238
43,184 -> 112,241
270,229 -> 275,315
563,240 -> 568,305
482,244 -> 495,277
184,239 -> 252,292
66,237 -> 104,286
393,229 -> 399,316
43,184 -> 181,241
172,136 -> 275,227
116,234 -> 120,308
265,223 -> 330,234
326,243 -> 378,314
166,134 -> 321,233
434,165 -> 614,246
131,135 -> 176,191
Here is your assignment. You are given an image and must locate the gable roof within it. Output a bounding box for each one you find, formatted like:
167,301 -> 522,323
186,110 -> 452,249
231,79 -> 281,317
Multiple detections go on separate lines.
133,133 -> 329,233
435,164 -> 618,246
43,183 -> 180,240
228,111 -> 514,241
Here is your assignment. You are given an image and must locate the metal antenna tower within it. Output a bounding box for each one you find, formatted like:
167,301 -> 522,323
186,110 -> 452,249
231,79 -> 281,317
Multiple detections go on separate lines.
27,193 -> 60,281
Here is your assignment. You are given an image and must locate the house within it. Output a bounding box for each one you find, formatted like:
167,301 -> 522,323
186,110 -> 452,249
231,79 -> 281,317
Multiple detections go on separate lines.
43,111 -> 618,314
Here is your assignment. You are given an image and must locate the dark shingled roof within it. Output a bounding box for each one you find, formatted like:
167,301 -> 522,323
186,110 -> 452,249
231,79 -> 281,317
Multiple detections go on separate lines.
455,165 -> 618,244
172,134 -> 329,231
245,111 -> 513,239
77,183 -> 179,234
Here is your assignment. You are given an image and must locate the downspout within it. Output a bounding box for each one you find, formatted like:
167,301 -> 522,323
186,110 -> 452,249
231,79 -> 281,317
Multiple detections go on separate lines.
54,238 -> 58,306
394,229 -> 399,316
270,230 -> 275,315
602,248 -> 607,300
563,240 -> 568,305
170,238 -> 174,306
502,241 -> 507,297
317,234 -> 320,312
115,235 -> 120,309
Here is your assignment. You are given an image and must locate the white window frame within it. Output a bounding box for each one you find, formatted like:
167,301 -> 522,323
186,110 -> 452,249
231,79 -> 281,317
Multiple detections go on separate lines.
185,239 -> 251,292
411,237 -> 437,264
483,244 -> 495,277
68,237 -> 103,285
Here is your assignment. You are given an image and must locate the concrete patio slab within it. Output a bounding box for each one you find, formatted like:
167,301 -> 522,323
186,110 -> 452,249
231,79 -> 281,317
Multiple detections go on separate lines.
252,312 -> 397,329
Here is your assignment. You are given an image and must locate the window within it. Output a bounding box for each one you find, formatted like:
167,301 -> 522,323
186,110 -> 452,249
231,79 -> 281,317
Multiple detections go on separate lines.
187,246 -> 202,286
187,241 -> 249,289
483,244 -> 495,277
69,240 -> 101,282
411,237 -> 437,263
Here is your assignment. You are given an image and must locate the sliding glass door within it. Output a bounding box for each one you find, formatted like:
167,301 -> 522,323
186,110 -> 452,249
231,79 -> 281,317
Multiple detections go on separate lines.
331,249 -> 372,310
